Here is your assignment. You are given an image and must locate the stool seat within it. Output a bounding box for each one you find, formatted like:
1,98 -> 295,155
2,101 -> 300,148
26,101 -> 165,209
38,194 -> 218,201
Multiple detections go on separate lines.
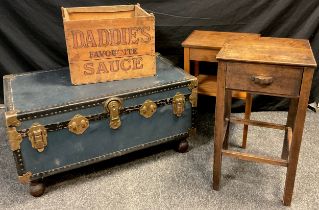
213,37 -> 316,206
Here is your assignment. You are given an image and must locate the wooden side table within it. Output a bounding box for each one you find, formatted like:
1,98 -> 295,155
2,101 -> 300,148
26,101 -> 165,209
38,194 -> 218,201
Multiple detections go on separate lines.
213,37 -> 317,206
182,30 -> 260,147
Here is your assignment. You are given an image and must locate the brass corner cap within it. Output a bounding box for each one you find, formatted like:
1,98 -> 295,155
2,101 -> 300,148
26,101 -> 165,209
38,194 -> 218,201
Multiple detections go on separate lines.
189,128 -> 197,136
3,74 -> 15,80
188,79 -> 198,90
5,110 -> 21,127
18,172 -> 32,184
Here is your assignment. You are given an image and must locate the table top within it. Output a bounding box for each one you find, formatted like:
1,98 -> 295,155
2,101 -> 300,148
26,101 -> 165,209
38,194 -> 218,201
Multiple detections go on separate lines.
217,37 -> 317,67
181,30 -> 260,50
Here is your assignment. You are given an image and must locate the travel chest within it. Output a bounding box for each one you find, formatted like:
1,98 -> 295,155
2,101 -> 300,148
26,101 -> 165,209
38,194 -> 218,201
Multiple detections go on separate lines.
3,55 -> 198,196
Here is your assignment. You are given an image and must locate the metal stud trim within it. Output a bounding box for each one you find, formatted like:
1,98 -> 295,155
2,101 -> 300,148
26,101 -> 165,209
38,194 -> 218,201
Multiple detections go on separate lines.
16,83 -> 191,122
16,95 -> 191,136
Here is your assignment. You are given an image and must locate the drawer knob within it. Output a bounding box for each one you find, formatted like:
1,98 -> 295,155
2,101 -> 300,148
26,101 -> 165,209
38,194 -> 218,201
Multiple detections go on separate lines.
250,75 -> 273,85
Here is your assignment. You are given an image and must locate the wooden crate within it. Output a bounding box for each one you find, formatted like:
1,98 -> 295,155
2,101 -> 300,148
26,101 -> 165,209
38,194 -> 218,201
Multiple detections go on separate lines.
62,4 -> 155,85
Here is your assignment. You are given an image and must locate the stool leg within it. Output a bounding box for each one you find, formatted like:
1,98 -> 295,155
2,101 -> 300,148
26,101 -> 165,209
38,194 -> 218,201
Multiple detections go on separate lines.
184,48 -> 190,73
194,61 -> 200,76
242,93 -> 252,149
223,90 -> 232,149
213,62 -> 226,190
282,98 -> 298,160
283,69 -> 313,206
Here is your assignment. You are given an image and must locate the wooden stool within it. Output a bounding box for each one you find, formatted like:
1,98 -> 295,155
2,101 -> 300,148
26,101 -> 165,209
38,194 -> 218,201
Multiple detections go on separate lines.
213,37 -> 317,206
182,31 -> 260,148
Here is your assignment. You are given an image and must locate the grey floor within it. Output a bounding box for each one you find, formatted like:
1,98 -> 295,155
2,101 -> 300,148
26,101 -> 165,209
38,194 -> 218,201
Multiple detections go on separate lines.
0,110 -> 318,209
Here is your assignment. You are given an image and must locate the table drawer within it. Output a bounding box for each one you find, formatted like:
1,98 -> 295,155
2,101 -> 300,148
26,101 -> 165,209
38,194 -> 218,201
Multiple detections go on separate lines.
225,62 -> 303,97
190,48 -> 219,62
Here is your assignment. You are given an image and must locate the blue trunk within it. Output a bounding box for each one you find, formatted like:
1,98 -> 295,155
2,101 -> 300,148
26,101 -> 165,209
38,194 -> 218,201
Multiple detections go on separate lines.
4,55 -> 197,181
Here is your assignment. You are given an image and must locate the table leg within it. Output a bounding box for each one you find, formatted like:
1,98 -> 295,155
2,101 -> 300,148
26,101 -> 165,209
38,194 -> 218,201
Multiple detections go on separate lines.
223,90 -> 232,149
283,68 -> 314,206
213,61 -> 226,190
242,93 -> 252,149
282,98 -> 298,160
194,61 -> 200,76
184,48 -> 190,73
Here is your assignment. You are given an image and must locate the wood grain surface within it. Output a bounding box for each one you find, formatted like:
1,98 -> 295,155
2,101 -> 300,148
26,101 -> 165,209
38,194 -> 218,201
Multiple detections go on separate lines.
182,30 -> 260,49
217,37 -> 316,67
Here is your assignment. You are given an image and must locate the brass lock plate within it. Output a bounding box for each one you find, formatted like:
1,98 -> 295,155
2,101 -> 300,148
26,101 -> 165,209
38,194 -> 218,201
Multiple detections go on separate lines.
28,123 -> 47,152
105,98 -> 123,129
173,93 -> 185,117
140,100 -> 157,118
68,114 -> 89,135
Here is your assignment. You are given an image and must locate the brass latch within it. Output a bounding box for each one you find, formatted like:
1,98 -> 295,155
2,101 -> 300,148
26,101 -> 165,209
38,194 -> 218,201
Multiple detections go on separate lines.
140,100 -> 157,118
173,93 -> 185,117
28,123 -> 48,152
68,114 -> 89,135
104,98 -> 123,129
